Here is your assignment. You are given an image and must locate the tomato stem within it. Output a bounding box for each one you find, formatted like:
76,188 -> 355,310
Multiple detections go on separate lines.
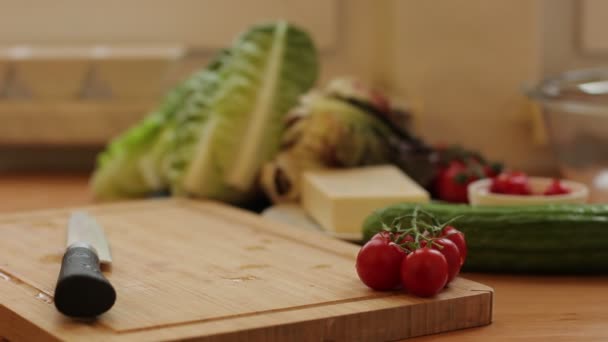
378,205 -> 461,252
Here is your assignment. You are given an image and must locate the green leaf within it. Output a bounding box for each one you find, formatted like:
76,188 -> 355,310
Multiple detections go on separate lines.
90,51 -> 231,200
170,21 -> 319,203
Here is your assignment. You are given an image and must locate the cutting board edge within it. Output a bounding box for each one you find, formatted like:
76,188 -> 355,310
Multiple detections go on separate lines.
100,288 -> 493,341
0,263 -> 494,341
0,303 -> 59,342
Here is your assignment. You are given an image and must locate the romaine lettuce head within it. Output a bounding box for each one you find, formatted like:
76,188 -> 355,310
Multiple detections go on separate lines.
169,21 -> 319,203
90,51 -> 231,200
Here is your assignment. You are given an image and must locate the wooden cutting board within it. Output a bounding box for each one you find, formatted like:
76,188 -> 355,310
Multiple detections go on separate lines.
0,199 -> 492,341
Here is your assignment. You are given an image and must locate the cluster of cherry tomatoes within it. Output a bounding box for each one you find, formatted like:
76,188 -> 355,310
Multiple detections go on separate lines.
490,171 -> 571,196
356,211 -> 467,297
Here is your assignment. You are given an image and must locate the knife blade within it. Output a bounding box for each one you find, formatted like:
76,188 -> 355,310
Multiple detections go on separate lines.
66,211 -> 112,264
54,211 -> 116,318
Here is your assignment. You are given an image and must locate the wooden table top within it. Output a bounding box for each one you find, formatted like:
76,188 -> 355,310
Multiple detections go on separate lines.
1,173 -> 607,341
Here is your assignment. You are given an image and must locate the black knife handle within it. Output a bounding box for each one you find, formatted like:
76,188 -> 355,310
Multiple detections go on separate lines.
54,244 -> 116,318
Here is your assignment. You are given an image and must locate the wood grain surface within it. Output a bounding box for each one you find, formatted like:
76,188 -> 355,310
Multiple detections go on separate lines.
0,198 -> 492,341
1,174 -> 607,341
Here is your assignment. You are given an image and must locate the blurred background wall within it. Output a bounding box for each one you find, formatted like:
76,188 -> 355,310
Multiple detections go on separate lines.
0,0 -> 606,174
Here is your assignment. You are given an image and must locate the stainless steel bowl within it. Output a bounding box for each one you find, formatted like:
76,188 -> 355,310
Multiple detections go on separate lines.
527,68 -> 608,203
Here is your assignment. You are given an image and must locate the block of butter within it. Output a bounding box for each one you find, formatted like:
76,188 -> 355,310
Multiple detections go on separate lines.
301,165 -> 430,235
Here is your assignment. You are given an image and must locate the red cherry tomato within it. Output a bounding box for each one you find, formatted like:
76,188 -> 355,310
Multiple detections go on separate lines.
506,172 -> 532,195
490,173 -> 510,193
441,226 -> 467,266
432,238 -> 461,283
371,231 -> 415,247
356,239 -> 406,291
371,231 -> 392,241
544,179 -> 571,195
435,161 -> 475,203
395,234 -> 417,252
490,171 -> 532,195
400,248 -> 449,297
400,234 -> 415,243
484,163 -> 503,178
484,166 -> 496,178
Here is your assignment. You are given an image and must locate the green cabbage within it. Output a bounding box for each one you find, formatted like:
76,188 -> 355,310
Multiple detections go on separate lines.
90,51 -> 231,200
169,21 -> 319,203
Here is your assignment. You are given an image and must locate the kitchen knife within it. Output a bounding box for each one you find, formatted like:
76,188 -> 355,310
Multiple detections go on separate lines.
54,211 -> 116,318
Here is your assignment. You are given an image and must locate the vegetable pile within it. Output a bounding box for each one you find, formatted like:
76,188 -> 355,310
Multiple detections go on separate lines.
90,18 -> 523,210
356,208 -> 466,297
91,21 -> 319,203
90,20 -> 501,206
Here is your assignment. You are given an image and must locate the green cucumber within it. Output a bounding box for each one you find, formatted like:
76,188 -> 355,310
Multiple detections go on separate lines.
362,203 -> 608,274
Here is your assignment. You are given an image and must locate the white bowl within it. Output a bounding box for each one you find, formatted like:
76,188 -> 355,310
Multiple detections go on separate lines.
468,177 -> 589,206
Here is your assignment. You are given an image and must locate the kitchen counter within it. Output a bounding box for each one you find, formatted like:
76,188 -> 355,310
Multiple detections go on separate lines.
1,173 -> 606,341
